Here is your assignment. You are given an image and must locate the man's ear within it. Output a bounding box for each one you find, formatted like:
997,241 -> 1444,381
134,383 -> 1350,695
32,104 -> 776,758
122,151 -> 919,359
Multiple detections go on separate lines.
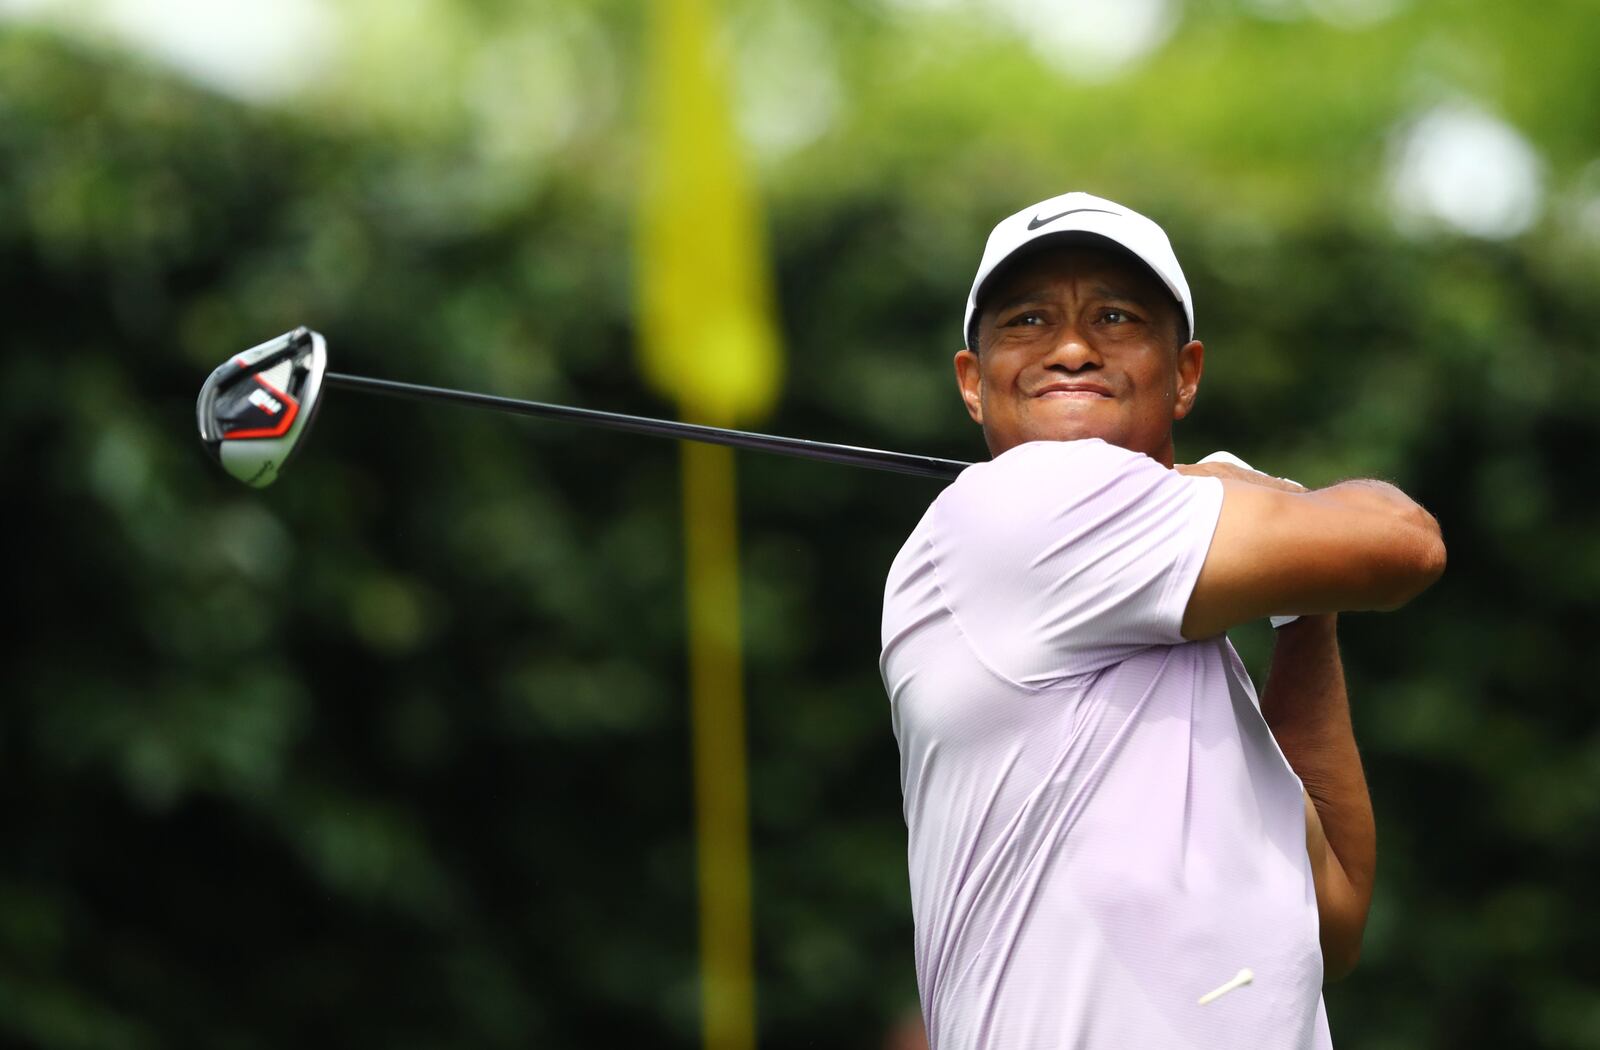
954,347 -> 984,425
1172,340 -> 1204,421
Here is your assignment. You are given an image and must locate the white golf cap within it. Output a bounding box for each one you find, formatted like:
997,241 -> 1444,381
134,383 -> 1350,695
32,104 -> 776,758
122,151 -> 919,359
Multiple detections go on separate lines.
962,191 -> 1194,348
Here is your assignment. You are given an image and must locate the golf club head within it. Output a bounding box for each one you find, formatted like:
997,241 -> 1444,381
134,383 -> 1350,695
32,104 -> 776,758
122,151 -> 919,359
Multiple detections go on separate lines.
196,326 -> 327,487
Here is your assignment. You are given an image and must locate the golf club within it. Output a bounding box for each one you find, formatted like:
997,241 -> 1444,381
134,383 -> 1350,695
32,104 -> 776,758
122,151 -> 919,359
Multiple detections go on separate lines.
197,327 -> 973,487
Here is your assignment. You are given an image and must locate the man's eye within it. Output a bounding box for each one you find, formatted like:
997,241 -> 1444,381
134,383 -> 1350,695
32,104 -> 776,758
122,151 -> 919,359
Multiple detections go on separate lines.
1101,309 -> 1133,324
1005,312 -> 1046,327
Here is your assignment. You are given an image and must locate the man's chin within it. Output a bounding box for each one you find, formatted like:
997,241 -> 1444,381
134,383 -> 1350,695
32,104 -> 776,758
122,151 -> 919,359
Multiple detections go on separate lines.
1024,411 -> 1126,449
985,416 -> 1130,457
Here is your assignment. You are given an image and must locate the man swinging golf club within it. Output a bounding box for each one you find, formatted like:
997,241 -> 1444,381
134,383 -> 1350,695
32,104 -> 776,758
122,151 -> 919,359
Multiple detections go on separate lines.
880,192 -> 1446,1048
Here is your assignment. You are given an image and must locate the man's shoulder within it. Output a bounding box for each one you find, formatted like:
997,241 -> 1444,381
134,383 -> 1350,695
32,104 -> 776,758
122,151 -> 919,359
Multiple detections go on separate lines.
936,438 -> 1162,516
885,439 -> 1160,580
956,437 -> 1150,481
888,438 -> 1178,568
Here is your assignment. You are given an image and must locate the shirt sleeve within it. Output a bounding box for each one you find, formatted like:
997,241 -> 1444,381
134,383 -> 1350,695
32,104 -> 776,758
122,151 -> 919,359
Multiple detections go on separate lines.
927,438 -> 1224,685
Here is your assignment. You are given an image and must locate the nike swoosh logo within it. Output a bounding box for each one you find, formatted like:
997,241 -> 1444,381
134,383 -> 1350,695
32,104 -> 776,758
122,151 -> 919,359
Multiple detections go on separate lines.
1026,206 -> 1118,230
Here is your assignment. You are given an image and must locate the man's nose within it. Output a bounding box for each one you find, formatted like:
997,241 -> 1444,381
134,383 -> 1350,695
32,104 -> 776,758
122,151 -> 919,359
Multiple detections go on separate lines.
1043,324 -> 1101,370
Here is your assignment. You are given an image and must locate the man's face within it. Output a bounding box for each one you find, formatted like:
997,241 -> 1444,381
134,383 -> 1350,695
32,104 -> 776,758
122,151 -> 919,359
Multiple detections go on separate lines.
954,244 -> 1204,465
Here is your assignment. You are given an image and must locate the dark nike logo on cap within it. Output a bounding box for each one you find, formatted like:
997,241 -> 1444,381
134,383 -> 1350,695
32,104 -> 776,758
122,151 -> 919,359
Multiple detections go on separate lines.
1027,206 -> 1119,230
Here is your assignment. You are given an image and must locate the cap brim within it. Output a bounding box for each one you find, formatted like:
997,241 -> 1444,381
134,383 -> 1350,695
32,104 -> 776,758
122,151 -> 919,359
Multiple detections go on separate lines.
965,231 -> 1186,349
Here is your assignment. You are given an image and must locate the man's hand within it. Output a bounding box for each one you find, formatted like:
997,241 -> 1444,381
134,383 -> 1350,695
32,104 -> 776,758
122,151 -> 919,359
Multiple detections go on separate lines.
1176,459 -> 1305,494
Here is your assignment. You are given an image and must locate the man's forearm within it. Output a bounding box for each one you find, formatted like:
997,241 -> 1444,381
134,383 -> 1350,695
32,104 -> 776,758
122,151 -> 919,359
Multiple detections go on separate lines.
1260,613 -> 1376,981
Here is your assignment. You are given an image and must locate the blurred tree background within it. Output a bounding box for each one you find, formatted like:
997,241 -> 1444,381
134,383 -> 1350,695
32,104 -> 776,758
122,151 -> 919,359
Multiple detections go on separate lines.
5,0 -> 1600,1047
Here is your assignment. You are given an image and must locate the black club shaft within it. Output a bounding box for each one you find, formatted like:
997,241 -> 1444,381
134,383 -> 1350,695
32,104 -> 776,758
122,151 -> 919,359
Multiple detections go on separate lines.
322,372 -> 971,481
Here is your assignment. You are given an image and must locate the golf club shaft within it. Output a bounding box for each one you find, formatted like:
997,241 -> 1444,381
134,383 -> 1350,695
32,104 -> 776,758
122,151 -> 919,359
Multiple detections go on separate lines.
324,373 -> 971,481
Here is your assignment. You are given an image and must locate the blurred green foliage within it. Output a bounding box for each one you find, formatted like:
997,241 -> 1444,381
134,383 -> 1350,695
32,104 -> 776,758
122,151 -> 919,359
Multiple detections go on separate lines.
5,1 -> 1600,1047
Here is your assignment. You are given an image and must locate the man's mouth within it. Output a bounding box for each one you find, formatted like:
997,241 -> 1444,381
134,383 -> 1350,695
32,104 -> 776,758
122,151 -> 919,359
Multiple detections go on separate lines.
1033,381 -> 1113,400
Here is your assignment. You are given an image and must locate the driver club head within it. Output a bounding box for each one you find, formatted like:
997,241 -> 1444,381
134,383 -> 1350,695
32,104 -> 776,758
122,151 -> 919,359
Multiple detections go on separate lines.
196,326 -> 327,487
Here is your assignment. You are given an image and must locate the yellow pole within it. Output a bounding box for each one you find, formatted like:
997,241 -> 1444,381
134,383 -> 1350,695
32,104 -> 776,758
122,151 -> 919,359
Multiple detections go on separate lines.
681,440 -> 755,1050
635,0 -> 781,1041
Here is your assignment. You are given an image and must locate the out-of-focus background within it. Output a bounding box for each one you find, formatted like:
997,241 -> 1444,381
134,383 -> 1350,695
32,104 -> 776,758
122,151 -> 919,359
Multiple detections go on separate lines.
6,0 -> 1600,1047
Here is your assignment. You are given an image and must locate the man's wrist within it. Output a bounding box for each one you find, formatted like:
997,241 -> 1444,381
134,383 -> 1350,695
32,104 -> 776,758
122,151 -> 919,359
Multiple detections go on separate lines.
1274,612 -> 1337,639
1262,614 -> 1342,728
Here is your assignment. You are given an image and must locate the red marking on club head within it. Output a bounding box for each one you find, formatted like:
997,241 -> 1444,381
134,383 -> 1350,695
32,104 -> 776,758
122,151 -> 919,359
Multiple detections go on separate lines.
224,374 -> 300,440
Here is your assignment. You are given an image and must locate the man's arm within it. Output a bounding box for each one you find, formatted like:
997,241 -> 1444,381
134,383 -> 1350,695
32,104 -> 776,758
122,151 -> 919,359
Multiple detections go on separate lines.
1176,459 -> 1407,981
1262,614 -> 1374,982
1175,465 -> 1446,640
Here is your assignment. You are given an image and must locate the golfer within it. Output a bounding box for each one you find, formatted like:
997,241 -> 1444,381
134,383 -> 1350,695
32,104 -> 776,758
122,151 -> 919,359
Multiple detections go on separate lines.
880,192 -> 1445,1048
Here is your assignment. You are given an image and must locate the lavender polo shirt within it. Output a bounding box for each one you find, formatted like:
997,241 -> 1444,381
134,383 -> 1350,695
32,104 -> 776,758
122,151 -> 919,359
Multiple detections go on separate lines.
880,439 -> 1331,1049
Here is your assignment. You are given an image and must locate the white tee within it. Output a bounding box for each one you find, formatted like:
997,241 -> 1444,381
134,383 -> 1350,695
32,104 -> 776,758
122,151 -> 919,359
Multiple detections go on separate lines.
880,439 -> 1331,1049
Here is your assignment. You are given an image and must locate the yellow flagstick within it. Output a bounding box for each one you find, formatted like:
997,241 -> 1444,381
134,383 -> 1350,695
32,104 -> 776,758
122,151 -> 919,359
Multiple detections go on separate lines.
682,440 -> 754,1050
637,0 -> 782,425
636,0 -> 783,1046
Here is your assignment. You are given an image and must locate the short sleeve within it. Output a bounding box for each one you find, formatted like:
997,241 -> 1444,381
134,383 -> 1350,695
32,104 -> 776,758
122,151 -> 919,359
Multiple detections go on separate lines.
927,439 -> 1223,684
